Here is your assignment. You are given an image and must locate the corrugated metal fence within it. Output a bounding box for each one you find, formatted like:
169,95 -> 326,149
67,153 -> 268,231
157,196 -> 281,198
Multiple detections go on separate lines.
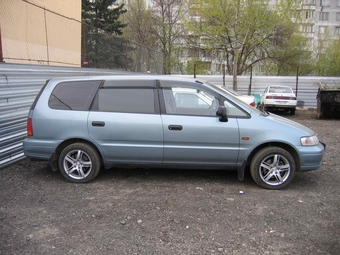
1,63 -> 340,169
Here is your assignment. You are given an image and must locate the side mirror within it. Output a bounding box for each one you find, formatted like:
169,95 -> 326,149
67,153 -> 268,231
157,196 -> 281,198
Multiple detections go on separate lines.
217,106 -> 228,122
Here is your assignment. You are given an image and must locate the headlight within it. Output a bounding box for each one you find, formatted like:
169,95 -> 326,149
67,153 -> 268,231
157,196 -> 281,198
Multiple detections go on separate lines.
301,135 -> 319,146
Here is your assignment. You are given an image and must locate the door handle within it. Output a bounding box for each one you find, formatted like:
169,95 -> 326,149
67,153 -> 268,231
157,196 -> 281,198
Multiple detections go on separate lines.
92,121 -> 105,127
168,125 -> 182,131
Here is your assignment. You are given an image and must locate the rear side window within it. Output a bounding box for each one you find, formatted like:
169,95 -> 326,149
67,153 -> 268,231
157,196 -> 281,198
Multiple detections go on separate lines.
97,88 -> 156,114
49,80 -> 101,110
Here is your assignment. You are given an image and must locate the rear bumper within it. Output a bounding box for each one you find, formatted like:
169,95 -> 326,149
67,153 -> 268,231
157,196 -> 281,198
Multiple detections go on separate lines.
23,138 -> 61,161
264,104 -> 296,109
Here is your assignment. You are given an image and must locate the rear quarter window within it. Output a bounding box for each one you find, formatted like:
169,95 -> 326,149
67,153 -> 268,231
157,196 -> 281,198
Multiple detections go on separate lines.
49,80 -> 101,110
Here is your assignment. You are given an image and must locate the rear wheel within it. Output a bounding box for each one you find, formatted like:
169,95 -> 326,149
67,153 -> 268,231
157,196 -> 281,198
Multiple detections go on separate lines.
58,143 -> 101,183
250,147 -> 296,189
290,108 -> 296,115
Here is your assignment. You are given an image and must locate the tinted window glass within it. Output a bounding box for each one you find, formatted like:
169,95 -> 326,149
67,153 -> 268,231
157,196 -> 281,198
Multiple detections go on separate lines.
49,80 -> 101,110
98,88 -> 155,113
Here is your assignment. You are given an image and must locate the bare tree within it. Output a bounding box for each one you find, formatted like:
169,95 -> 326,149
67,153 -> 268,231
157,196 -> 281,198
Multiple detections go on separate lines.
186,0 -> 303,89
122,0 -> 157,72
151,0 -> 187,74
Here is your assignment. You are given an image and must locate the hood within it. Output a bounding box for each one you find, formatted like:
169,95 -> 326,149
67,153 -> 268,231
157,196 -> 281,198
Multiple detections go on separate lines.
266,113 -> 315,135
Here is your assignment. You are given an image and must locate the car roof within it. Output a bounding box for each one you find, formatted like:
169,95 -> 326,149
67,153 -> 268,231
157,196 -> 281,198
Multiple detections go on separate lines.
268,85 -> 291,87
48,75 -> 200,83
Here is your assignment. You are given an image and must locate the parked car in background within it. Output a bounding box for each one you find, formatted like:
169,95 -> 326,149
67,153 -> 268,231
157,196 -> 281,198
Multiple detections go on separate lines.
23,76 -> 324,189
260,85 -> 297,115
221,87 -> 256,107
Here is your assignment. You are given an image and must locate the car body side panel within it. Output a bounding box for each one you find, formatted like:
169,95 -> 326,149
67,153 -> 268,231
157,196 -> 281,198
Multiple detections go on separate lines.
235,114 -> 325,171
88,112 -> 163,164
23,93 -> 91,160
161,115 -> 240,166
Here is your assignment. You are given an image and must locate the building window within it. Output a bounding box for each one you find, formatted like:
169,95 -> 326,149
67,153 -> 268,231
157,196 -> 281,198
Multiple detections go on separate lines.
301,25 -> 314,33
319,12 -> 329,21
306,10 -> 314,19
337,12 -> 340,21
320,0 -> 330,6
338,0 -> 340,7
303,0 -> 315,4
335,27 -> 340,36
319,26 -> 328,35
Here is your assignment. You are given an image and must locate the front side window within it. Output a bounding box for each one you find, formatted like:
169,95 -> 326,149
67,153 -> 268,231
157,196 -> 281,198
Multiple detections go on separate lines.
97,87 -> 156,114
163,87 -> 219,116
49,80 -> 101,110
161,81 -> 248,117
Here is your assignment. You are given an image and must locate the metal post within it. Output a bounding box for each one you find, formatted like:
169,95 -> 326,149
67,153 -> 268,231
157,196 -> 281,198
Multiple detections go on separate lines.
0,26 -> 3,62
296,66 -> 299,97
81,24 -> 86,67
125,40 -> 128,71
194,62 -> 196,78
222,64 -> 225,87
43,7 -> 50,65
248,66 -> 252,95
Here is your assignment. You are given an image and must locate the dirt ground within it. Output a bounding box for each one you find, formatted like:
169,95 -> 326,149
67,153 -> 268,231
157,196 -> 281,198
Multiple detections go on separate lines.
1,109 -> 339,255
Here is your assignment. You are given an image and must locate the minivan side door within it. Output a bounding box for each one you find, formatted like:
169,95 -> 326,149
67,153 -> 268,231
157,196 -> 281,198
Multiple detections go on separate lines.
88,79 -> 164,164
159,80 -> 247,167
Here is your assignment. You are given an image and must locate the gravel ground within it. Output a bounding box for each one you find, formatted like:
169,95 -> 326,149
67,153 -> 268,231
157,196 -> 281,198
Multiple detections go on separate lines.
1,109 -> 339,255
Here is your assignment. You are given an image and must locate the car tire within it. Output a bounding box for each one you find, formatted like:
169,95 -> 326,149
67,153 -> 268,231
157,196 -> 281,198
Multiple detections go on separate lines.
58,143 -> 101,183
250,147 -> 296,189
290,108 -> 296,115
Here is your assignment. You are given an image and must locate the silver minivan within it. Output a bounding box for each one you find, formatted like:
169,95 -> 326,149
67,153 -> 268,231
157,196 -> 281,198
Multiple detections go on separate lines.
23,76 -> 325,189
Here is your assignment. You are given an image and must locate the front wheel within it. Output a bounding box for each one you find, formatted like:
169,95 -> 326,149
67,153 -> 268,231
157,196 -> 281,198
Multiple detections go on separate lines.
250,147 -> 296,189
58,143 -> 101,183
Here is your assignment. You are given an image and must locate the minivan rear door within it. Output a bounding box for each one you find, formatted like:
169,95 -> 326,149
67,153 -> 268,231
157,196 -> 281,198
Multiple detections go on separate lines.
88,80 -> 163,164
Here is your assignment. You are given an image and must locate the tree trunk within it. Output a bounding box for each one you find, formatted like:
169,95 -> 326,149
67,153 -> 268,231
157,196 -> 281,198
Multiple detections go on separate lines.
233,49 -> 238,91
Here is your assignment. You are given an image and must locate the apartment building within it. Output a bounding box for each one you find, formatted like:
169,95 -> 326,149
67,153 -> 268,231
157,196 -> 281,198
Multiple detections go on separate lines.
271,0 -> 340,51
177,0 -> 340,74
181,0 -> 340,75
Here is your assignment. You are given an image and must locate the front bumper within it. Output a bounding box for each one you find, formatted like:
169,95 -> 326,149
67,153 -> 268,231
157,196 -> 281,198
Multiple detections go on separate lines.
298,142 -> 325,171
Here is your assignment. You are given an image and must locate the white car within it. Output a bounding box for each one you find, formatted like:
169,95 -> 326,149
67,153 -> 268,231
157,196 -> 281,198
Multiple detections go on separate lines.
221,87 -> 256,107
260,85 -> 297,115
